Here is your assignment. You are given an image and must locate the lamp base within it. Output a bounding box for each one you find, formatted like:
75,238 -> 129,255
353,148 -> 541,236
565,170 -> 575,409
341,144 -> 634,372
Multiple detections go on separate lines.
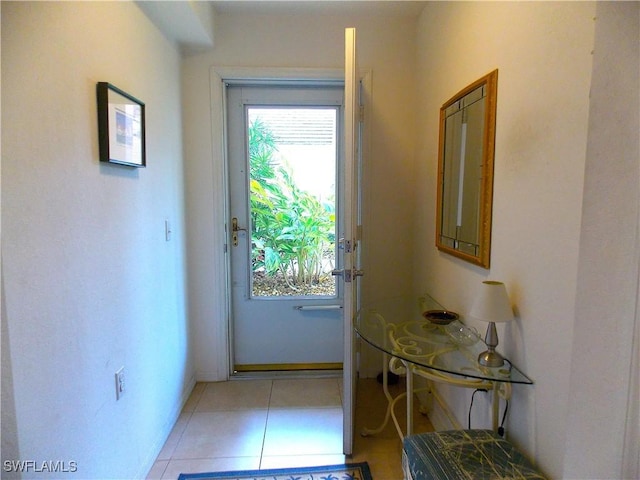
478,350 -> 505,367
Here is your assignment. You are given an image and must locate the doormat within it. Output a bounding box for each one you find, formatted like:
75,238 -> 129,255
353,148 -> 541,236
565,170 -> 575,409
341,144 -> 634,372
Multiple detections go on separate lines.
178,462 -> 372,480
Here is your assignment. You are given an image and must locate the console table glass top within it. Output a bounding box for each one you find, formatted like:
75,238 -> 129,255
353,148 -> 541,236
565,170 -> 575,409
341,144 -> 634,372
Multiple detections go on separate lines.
355,295 -> 533,385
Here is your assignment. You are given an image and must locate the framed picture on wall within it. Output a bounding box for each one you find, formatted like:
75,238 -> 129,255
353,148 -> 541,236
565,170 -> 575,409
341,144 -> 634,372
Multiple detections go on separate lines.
97,82 -> 146,167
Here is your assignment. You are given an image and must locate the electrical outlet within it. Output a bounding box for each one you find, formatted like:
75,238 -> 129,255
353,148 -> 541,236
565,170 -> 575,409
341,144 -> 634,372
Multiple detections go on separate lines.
115,367 -> 125,400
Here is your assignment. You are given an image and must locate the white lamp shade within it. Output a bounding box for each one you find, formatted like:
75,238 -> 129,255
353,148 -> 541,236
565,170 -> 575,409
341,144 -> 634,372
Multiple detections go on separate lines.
468,281 -> 514,324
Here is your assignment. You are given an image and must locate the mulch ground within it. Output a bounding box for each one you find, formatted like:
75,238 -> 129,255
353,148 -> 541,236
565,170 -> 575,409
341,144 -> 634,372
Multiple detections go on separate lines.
252,271 -> 336,296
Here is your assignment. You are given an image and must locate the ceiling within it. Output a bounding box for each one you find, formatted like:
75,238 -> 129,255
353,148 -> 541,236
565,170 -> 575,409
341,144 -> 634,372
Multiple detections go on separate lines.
210,1 -> 427,17
137,1 -> 427,53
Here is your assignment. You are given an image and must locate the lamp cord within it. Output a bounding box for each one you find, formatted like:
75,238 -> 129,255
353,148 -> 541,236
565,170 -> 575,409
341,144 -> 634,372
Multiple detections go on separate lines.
468,388 -> 488,429
498,400 -> 509,437
504,358 -> 513,372
468,388 -> 509,436
498,359 -> 512,437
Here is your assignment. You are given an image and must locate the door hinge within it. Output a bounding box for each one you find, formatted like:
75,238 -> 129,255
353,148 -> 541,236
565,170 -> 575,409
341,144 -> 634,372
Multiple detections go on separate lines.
359,105 -> 365,123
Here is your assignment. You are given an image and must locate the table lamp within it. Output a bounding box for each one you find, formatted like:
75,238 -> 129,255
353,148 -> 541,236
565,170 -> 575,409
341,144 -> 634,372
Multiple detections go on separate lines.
469,280 -> 514,367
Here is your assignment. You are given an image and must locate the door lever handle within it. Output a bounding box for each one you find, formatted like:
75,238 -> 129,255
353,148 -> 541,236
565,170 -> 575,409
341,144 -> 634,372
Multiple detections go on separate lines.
232,217 -> 247,232
231,217 -> 247,247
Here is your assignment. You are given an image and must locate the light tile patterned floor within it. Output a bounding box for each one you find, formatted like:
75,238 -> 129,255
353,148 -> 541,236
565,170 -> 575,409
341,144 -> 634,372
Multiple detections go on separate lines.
146,376 -> 433,480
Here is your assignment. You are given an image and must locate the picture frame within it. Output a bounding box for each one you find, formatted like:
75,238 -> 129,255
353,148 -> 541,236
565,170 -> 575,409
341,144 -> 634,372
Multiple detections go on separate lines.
97,82 -> 146,167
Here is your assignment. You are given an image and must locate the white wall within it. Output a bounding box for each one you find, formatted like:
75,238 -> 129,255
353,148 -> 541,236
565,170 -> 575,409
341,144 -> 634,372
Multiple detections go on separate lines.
563,2 -> 640,478
182,10 -> 419,380
415,1 -> 639,478
1,2 -> 192,478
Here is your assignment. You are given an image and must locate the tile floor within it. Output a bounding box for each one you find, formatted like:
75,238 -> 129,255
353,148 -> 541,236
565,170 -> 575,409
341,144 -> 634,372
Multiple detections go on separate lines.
146,376 -> 433,480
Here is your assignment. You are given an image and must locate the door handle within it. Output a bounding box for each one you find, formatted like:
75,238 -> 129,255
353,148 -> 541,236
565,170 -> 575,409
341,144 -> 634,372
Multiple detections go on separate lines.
331,268 -> 364,282
231,217 -> 247,247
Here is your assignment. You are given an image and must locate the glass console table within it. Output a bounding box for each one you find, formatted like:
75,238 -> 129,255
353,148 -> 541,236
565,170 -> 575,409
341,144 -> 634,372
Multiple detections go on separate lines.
355,295 -> 533,439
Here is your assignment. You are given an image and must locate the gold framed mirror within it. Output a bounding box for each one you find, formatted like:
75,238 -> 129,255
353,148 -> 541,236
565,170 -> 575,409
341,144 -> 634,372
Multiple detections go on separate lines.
436,69 -> 498,268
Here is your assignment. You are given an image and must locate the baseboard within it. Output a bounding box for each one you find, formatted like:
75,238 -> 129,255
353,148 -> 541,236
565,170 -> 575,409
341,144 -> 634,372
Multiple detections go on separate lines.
426,400 -> 454,431
196,369 -> 228,382
135,374 -> 197,479
419,382 -> 463,432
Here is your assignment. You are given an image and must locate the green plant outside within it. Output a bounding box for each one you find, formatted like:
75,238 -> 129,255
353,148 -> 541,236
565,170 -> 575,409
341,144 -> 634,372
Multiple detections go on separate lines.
248,118 -> 336,291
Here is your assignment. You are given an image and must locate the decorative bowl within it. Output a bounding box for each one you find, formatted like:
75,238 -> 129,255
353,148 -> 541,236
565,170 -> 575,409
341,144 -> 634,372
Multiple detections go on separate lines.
422,309 -> 459,325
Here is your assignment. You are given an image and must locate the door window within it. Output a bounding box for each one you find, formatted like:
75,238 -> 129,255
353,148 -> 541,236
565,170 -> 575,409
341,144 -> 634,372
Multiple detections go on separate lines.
247,106 -> 338,298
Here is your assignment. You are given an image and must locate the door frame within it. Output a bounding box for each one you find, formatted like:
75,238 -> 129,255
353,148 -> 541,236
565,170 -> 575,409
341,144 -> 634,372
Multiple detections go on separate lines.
209,67 -> 346,381
225,83 -> 346,372
208,66 -> 371,380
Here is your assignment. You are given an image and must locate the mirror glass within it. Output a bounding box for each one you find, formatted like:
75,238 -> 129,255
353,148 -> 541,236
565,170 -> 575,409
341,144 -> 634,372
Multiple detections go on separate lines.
436,70 -> 498,268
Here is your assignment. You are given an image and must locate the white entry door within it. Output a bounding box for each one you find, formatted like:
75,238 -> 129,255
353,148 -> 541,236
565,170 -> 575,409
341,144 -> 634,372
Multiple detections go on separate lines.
227,83 -> 347,372
342,26 -> 363,456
